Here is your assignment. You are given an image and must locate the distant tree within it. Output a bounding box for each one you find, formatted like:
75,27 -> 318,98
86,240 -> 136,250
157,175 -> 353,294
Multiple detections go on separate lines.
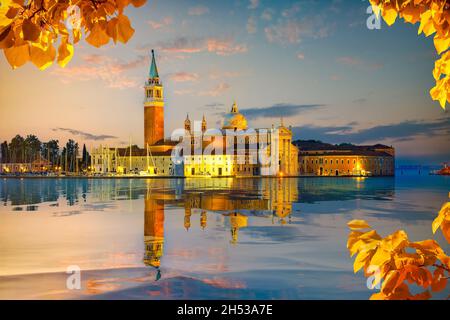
81,144 -> 90,170
0,0 -> 147,70
0,141 -> 9,163
9,134 -> 25,163
24,134 -> 41,162
64,139 -> 78,172
41,139 -> 59,165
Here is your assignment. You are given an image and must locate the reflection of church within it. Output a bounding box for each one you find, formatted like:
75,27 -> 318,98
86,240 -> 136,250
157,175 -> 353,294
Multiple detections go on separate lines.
91,50 -> 299,177
143,178 -> 299,272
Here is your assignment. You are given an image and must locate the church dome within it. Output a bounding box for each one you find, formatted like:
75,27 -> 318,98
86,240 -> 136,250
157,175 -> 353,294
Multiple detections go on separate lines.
222,102 -> 248,130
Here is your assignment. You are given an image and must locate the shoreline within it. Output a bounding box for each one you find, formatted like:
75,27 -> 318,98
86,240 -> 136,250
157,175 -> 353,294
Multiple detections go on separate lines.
0,174 -> 396,179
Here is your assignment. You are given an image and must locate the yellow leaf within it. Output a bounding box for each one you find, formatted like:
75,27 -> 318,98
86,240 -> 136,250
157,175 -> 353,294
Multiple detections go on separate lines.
348,219 -> 371,230
353,249 -> 375,273
30,43 -> 56,70
4,43 -> 30,68
116,14 -> 135,44
441,220 -> 450,244
370,247 -> 392,269
418,10 -> 436,37
382,270 -> 402,294
85,23 -> 110,48
57,37 -> 73,67
434,36 -> 450,55
382,6 -> 398,26
22,19 -> 41,42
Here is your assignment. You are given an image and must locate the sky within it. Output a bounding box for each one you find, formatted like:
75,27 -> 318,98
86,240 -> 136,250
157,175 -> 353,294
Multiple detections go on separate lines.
0,0 -> 449,164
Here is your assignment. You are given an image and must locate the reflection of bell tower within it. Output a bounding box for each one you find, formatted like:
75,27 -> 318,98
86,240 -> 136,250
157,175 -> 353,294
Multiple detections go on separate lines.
184,205 -> 192,231
144,196 -> 165,269
144,49 -> 164,147
200,210 -> 207,230
227,212 -> 248,244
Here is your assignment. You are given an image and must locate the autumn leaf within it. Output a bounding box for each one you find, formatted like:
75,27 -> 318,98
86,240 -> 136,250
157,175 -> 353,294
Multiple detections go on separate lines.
0,0 -> 147,69
4,43 -> 30,68
431,268 -> 447,292
370,0 -> 450,109
30,43 -> 56,70
116,14 -> 135,44
57,36 -> 73,67
85,23 -> 110,48
347,219 -> 371,230
347,199 -> 450,300
22,19 -> 40,42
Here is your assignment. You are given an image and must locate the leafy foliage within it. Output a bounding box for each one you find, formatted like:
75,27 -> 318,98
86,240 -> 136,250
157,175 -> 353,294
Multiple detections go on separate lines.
0,0 -> 146,70
347,201 -> 450,300
369,0 -> 450,109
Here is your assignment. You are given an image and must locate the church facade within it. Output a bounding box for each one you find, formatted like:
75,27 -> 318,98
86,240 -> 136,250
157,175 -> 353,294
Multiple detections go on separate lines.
91,50 -> 299,177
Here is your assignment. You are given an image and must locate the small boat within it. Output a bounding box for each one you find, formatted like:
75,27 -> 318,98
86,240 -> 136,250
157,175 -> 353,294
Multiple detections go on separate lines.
431,163 -> 450,175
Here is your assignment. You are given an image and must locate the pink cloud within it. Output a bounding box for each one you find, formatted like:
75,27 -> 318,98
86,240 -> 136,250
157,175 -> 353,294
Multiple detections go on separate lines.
337,56 -> 384,70
206,38 -> 248,56
147,16 -> 173,30
168,72 -> 199,82
151,37 -> 247,56
188,6 -> 209,16
264,16 -> 333,45
51,54 -> 146,89
199,83 -> 231,97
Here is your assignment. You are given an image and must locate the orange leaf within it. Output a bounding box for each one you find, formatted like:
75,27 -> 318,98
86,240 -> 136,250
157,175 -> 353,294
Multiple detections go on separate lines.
22,19 -> 41,42
116,14 -> 135,44
85,23 -> 110,48
4,43 -> 30,69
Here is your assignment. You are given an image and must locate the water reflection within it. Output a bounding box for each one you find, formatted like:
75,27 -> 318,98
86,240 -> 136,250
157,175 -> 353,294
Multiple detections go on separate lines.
5,176 -> 448,299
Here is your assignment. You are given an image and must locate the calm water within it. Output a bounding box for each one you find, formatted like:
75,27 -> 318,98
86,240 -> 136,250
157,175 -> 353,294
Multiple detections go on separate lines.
0,174 -> 449,299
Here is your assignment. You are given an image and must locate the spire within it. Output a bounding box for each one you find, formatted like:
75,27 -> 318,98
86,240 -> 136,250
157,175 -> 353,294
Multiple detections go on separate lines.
186,113 -> 190,120
149,49 -> 159,79
231,101 -> 238,113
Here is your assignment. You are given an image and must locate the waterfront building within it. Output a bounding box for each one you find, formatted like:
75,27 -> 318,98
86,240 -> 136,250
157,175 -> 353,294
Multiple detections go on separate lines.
91,50 -> 299,177
295,141 -> 395,176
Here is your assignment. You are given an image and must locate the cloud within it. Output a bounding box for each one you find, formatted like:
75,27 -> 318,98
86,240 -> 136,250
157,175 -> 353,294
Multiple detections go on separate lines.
149,37 -> 247,56
297,52 -> 305,60
188,6 -> 209,16
264,16 -> 333,45
209,70 -> 243,80
168,72 -> 199,82
147,16 -> 173,29
206,38 -> 248,56
204,102 -> 225,109
247,16 -> 257,34
240,103 -> 325,120
51,54 -> 146,89
261,8 -> 274,21
248,0 -> 259,9
199,83 -> 231,97
352,98 -> 368,105
281,3 -> 301,18
52,128 -> 118,141
337,56 -> 384,70
291,118 -> 450,144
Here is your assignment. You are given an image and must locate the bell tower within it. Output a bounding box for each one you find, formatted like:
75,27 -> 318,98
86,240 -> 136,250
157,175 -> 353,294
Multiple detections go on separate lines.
144,50 -> 164,147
